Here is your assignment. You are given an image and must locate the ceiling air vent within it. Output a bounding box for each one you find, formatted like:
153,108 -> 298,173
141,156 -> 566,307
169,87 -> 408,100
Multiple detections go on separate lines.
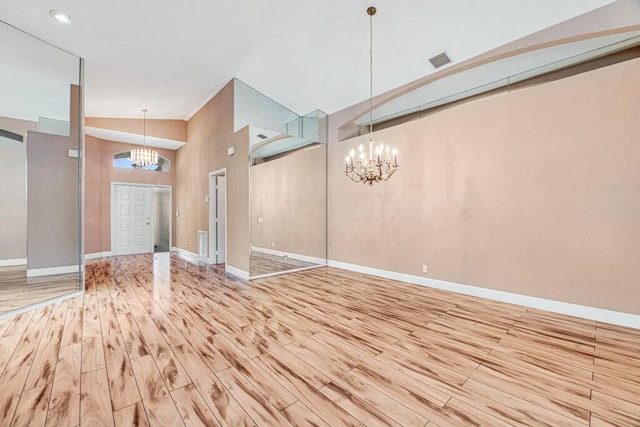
257,134 -> 268,139
429,52 -> 451,69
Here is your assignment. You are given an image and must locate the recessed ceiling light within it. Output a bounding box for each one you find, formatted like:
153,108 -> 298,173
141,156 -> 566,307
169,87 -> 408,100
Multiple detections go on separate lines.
49,9 -> 71,24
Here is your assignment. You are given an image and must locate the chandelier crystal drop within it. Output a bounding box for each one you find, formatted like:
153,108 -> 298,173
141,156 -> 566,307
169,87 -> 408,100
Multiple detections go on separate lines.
130,109 -> 160,168
345,6 -> 398,185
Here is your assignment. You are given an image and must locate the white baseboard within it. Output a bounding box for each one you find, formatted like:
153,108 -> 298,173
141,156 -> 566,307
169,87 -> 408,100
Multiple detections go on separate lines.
0,258 -> 27,267
225,264 -> 249,281
328,260 -> 640,329
250,264 -> 326,280
27,265 -> 80,278
0,290 -> 84,320
252,246 -> 326,265
171,247 -> 198,263
85,251 -> 112,260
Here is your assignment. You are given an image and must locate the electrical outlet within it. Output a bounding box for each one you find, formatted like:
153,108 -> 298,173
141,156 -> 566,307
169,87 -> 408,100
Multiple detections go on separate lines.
422,265 -> 428,274
271,242 -> 275,248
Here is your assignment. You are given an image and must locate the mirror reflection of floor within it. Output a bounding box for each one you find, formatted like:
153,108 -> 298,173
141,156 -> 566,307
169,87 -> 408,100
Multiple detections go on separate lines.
0,265 -> 80,315
249,251 -> 320,277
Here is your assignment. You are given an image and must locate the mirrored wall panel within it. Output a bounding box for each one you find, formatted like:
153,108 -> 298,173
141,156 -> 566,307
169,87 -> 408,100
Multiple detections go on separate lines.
249,110 -> 328,278
0,21 -> 83,316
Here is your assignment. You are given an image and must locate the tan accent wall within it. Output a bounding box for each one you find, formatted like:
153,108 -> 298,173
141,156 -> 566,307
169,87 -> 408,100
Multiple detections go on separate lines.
84,135 -> 176,254
329,57 -> 640,315
86,117 -> 187,142
177,80 -> 250,272
251,145 -> 327,259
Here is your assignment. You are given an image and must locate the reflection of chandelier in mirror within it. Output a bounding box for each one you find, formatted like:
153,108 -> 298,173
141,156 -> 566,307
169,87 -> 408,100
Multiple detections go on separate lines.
345,6 -> 398,186
130,109 -> 159,168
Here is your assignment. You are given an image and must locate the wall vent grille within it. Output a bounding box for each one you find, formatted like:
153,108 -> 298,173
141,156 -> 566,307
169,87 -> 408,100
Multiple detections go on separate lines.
198,230 -> 208,259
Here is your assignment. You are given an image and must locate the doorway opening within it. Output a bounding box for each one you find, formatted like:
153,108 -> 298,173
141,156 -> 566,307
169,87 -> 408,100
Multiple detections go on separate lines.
111,183 -> 172,256
153,187 -> 171,252
208,169 -> 227,265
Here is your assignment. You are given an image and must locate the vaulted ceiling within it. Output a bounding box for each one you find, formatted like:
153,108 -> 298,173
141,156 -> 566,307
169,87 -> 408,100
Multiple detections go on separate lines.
0,0 -> 619,119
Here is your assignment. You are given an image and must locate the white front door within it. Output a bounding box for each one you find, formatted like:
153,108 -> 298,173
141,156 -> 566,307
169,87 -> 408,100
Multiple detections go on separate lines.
112,184 -> 152,255
216,176 -> 226,264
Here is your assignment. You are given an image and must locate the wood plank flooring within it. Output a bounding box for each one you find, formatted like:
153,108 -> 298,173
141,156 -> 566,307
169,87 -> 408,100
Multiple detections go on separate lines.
0,266 -> 80,315
0,252 -> 639,426
250,251 -> 320,277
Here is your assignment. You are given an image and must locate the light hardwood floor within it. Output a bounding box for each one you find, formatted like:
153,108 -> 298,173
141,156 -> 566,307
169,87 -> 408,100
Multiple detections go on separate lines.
250,251 -> 320,277
0,266 -> 80,315
0,252 -> 638,426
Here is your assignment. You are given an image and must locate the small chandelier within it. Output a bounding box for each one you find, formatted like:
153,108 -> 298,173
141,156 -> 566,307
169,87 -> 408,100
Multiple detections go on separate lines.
345,6 -> 398,185
130,109 -> 159,168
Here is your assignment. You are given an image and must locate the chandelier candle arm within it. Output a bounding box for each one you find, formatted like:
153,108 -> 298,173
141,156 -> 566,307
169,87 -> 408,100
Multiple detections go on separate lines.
345,6 -> 398,185
345,139 -> 398,185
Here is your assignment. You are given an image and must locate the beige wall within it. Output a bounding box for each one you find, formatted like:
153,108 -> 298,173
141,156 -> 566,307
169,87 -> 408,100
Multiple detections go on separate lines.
0,142 -> 27,261
0,117 -> 36,137
23,84 -> 81,271
27,131 -> 79,269
251,145 -> 326,259
84,135 -> 176,254
86,117 -> 187,141
227,128 -> 250,271
330,56 -> 640,315
177,80 -> 250,272
0,117 -> 35,261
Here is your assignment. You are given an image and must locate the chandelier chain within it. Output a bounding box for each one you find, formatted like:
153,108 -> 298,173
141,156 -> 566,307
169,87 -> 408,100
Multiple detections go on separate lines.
369,10 -> 373,136
344,6 -> 398,186
130,108 -> 159,169
142,108 -> 147,148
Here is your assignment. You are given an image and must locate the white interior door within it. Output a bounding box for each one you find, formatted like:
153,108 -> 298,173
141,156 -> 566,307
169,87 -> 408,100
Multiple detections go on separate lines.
112,184 -> 152,255
216,176 -> 226,264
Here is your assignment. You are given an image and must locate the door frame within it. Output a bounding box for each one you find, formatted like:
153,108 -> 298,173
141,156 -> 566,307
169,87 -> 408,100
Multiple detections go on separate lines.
208,168 -> 227,265
110,182 -> 173,255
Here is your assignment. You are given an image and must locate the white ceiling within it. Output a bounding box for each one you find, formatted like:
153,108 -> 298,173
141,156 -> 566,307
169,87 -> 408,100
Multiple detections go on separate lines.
0,0 -> 619,120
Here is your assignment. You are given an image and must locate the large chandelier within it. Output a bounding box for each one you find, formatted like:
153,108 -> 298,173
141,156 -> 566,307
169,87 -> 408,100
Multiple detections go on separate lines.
130,109 -> 159,168
345,6 -> 398,185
